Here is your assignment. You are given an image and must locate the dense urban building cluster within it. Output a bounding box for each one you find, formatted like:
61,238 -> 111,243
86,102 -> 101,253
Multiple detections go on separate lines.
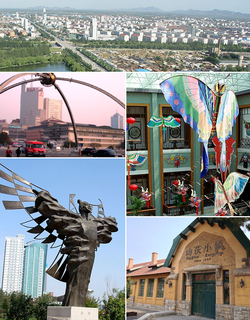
0,9 -> 250,71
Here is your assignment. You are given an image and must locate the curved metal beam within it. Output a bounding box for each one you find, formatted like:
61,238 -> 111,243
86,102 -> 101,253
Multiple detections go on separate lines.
53,83 -> 79,147
55,77 -> 125,109
0,72 -> 38,92
0,73 -> 125,148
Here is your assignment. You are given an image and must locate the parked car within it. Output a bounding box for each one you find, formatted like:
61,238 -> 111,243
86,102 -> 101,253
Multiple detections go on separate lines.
92,148 -> 122,157
25,141 -> 46,157
81,147 -> 96,156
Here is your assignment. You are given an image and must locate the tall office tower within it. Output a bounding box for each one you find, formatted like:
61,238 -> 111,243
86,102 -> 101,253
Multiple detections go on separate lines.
42,7 -> 47,24
16,12 -> 19,19
44,98 -> 62,120
90,18 -> 97,40
22,243 -> 48,298
1,234 -> 25,293
111,112 -> 124,129
20,84 -> 46,126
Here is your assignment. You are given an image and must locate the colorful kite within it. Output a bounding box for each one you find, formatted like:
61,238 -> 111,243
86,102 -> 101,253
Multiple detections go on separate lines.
127,153 -> 147,186
160,76 -> 239,178
212,172 -> 249,216
177,181 -> 189,203
212,136 -> 235,182
189,189 -> 201,216
165,155 -> 188,167
147,115 -> 181,132
141,187 -> 153,208
239,153 -> 250,169
127,153 -> 147,170
243,120 -> 250,137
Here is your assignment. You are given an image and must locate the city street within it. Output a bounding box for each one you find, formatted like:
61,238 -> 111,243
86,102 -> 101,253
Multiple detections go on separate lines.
0,147 -> 125,158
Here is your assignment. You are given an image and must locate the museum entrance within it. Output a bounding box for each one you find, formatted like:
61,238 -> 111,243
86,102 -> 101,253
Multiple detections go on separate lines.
191,273 -> 216,319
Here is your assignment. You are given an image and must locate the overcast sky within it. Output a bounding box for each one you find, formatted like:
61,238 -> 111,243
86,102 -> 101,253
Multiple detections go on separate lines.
0,72 -> 125,127
0,158 -> 125,300
0,1 -> 249,14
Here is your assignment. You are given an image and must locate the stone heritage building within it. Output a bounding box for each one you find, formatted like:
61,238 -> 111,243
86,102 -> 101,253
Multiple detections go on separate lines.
127,218 -> 250,320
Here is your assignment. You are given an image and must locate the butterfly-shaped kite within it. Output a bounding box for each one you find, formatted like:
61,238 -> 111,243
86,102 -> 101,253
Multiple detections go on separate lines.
212,172 -> 249,216
147,115 -> 181,130
160,75 -> 239,178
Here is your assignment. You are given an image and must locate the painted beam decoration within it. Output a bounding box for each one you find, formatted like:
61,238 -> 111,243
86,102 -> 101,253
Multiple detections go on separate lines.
160,75 -> 239,179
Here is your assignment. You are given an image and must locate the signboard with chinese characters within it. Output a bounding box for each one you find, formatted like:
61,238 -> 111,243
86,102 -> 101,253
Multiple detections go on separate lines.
179,232 -> 235,269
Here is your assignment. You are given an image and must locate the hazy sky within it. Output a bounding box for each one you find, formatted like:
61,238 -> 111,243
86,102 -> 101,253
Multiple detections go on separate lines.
1,0 -> 250,14
0,72 -> 125,127
127,217 -> 250,265
0,158 -> 125,299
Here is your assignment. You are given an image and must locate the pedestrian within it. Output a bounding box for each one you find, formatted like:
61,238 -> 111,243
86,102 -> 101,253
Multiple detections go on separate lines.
16,146 -> 21,157
6,146 -> 12,157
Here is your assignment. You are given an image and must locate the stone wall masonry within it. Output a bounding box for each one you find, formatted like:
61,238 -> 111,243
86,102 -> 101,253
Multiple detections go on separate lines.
164,299 -> 176,312
216,304 -> 250,320
164,299 -> 191,316
234,306 -> 250,320
131,303 -> 165,311
216,304 -> 234,320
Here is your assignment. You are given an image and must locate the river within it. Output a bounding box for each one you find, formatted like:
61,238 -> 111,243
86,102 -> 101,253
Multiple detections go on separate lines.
1,63 -> 71,72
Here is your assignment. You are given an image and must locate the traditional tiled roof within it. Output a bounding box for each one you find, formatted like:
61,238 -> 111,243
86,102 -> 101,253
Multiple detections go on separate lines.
127,259 -> 171,277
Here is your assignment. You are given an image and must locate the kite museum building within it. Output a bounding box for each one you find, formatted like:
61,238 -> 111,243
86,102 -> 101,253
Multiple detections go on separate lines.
126,73 -> 250,216
127,218 -> 250,320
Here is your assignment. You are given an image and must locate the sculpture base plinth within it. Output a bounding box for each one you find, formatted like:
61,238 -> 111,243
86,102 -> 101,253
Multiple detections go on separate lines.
47,306 -> 98,320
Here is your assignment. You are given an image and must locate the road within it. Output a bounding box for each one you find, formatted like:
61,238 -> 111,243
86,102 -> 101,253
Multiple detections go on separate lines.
31,21 -> 107,72
1,147 -> 84,158
0,147 -> 125,158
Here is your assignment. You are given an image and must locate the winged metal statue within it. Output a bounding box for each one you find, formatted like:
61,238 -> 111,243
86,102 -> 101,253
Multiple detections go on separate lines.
0,164 -> 118,307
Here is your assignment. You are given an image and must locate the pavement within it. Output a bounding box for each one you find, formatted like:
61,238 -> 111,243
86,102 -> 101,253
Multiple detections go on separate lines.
127,306 -> 214,320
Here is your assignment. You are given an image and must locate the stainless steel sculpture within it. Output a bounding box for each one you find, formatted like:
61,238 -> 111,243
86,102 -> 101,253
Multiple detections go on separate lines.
0,164 -> 118,307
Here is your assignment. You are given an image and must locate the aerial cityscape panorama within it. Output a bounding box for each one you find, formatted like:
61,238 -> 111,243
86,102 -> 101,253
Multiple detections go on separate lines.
1,1 -> 250,320
0,5 -> 249,72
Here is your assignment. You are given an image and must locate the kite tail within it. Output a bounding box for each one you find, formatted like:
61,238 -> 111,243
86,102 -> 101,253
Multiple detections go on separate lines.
220,140 -> 227,174
200,143 -> 209,178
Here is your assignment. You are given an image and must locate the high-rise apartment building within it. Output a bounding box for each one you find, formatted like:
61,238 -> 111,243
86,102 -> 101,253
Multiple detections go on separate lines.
22,243 -> 48,298
1,234 -> 25,293
42,7 -> 47,24
111,112 -> 123,129
90,18 -> 97,40
44,98 -> 62,120
20,84 -> 46,126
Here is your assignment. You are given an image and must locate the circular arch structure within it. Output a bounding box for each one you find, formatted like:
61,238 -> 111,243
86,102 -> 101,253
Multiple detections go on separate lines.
0,73 -> 125,147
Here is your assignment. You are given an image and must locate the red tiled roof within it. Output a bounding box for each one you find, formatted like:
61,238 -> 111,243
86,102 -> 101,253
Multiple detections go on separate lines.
126,259 -> 171,277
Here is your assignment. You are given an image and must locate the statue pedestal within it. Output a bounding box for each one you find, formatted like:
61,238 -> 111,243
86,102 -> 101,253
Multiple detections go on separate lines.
47,306 -> 98,320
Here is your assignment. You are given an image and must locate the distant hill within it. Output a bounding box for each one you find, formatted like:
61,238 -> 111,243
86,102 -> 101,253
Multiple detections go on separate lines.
169,9 -> 250,20
128,6 -> 164,12
27,6 -> 76,11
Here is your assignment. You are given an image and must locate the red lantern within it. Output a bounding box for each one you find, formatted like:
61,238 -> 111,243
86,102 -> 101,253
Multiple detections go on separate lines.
129,184 -> 138,191
173,180 -> 179,187
175,118 -> 181,123
127,117 -> 136,124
